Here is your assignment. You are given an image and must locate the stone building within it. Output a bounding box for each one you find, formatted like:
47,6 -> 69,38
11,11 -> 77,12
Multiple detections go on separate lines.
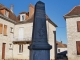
64,5 -> 80,60
56,41 -> 67,53
0,3 -> 57,60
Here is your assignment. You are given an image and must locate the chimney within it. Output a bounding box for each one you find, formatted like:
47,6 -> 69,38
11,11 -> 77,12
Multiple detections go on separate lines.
29,4 -> 34,17
10,4 -> 14,13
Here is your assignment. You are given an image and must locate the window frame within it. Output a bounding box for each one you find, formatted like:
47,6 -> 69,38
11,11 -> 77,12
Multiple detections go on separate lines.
77,21 -> 80,32
5,10 -> 9,17
18,27 -> 24,40
58,49 -> 60,52
10,27 -> 13,33
20,14 -> 26,21
19,44 -> 23,53
76,41 -> 80,55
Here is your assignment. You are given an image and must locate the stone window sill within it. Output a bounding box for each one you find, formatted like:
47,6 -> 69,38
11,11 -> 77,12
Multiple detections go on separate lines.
18,53 -> 23,55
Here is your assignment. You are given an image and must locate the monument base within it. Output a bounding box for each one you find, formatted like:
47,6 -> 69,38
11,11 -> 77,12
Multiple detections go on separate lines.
30,50 -> 50,60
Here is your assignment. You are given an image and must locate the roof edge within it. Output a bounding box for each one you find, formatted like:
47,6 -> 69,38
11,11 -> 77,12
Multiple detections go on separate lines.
64,14 -> 80,20
0,14 -> 16,24
47,18 -> 58,27
64,6 -> 77,16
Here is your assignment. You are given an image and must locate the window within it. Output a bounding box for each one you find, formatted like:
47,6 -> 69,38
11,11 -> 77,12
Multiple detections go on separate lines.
5,10 -> 9,17
77,21 -> 80,32
19,44 -> 23,53
0,23 -> 3,34
3,25 -> 7,36
58,49 -> 60,52
10,27 -> 13,33
22,15 -> 25,20
20,14 -> 25,21
9,44 -> 12,48
76,41 -> 80,55
18,27 -> 24,40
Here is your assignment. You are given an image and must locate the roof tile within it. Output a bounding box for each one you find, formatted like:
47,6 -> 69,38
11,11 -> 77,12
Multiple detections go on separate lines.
65,6 -> 80,16
0,4 -> 17,22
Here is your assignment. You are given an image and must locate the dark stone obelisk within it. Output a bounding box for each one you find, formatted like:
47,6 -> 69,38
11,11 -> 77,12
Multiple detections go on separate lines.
28,1 -> 52,60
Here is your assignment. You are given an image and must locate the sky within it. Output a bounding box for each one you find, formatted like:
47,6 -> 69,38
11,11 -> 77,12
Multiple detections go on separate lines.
0,0 -> 80,44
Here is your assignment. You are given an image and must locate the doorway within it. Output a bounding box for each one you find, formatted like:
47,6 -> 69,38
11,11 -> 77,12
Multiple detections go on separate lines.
2,43 -> 6,59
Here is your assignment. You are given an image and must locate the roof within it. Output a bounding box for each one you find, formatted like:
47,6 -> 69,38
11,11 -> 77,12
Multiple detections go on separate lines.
19,12 -> 29,15
0,3 -> 57,27
64,5 -> 80,18
16,14 -> 34,24
17,13 -> 57,27
0,4 -> 17,22
46,15 -> 57,27
56,41 -> 67,48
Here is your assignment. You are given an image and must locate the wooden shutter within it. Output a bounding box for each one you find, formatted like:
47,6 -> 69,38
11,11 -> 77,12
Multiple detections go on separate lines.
76,41 -> 80,55
77,21 -> 80,32
0,23 -> 3,34
4,25 -> 7,35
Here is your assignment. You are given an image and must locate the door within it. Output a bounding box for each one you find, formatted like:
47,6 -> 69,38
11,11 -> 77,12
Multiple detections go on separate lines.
2,43 -> 6,59
18,27 -> 24,40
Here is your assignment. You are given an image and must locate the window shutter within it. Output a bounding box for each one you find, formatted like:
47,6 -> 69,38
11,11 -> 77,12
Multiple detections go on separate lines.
4,25 -> 7,35
0,24 -> 3,34
76,41 -> 80,55
77,21 -> 80,32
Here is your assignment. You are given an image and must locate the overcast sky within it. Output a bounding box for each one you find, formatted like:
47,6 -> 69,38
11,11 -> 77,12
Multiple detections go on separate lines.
1,0 -> 80,44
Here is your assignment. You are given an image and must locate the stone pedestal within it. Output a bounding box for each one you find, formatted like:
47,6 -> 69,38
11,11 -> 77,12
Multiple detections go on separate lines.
28,1 -> 52,60
30,50 -> 50,60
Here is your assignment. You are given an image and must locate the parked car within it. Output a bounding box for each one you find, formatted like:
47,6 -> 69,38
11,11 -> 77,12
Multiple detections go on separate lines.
57,51 -> 68,60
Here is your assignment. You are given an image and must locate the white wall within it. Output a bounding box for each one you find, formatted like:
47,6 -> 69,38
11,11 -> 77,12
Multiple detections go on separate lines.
57,48 -> 67,53
0,17 -> 15,59
0,18 -> 56,60
66,17 -> 80,60
13,20 -> 56,60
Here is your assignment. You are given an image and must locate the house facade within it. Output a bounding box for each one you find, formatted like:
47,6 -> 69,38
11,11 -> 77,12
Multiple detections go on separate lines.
0,3 -> 57,60
57,41 -> 67,53
64,5 -> 80,60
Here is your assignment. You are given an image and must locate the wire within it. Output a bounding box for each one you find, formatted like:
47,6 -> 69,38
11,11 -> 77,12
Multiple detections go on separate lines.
57,27 -> 66,28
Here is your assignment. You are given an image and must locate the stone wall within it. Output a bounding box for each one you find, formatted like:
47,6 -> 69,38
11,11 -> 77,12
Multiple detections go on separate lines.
12,20 -> 56,60
66,17 -> 80,60
0,17 -> 15,59
46,20 -> 56,59
0,18 -> 56,60
57,48 -> 67,53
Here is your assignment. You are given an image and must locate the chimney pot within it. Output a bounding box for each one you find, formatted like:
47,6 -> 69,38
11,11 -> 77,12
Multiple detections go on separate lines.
10,4 -> 14,13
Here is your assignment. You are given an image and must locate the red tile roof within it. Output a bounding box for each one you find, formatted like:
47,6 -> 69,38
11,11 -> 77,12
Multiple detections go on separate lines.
0,4 -> 17,22
19,12 -> 29,15
65,6 -> 80,16
56,41 -> 67,48
0,3 -> 57,27
16,13 -> 57,27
